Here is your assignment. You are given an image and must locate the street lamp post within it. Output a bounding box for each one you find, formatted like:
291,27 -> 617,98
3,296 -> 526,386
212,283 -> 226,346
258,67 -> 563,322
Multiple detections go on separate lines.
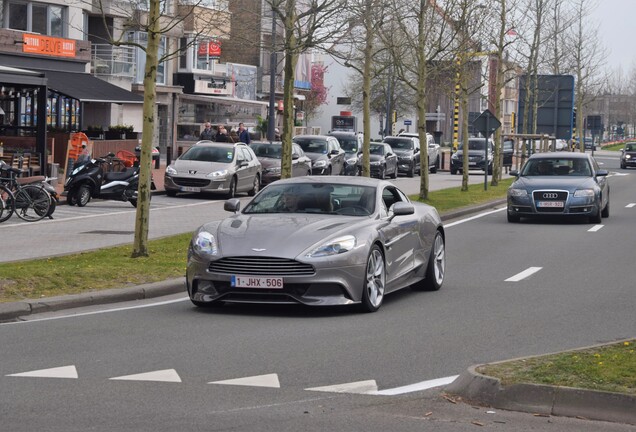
267,9 -> 277,143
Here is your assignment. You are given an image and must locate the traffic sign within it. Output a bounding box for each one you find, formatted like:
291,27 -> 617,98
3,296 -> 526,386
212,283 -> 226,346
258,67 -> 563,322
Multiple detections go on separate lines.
472,109 -> 501,137
404,119 -> 412,125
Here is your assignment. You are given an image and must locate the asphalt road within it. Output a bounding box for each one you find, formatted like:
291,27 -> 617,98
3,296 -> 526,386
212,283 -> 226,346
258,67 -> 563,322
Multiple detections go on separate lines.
0,151 -> 633,431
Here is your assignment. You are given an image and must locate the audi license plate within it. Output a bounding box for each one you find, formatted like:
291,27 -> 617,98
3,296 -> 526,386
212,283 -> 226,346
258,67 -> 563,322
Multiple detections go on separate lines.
231,275 -> 284,289
181,186 -> 201,193
536,201 -> 564,208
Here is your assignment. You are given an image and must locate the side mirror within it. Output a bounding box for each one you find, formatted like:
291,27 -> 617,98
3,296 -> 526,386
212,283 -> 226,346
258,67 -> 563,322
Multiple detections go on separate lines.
238,160 -> 248,168
595,169 -> 609,177
389,202 -> 415,221
509,170 -> 519,177
292,153 -> 299,160
224,198 -> 241,213
330,149 -> 340,156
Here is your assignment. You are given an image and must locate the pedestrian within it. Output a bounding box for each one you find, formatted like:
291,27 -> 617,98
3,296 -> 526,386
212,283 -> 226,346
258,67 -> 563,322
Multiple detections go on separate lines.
238,122 -> 251,144
274,127 -> 281,141
216,125 -> 229,142
200,122 -> 214,141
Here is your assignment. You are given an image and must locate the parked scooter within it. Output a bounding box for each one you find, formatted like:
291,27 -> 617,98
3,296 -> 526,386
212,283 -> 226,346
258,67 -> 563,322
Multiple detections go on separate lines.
64,153 -> 155,208
0,159 -> 59,219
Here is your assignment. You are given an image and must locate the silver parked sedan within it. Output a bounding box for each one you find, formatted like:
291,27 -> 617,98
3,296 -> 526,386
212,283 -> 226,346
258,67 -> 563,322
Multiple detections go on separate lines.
507,153 -> 610,223
186,176 -> 446,312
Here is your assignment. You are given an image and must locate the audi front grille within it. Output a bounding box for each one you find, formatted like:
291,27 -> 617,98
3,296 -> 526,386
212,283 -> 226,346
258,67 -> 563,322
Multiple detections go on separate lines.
209,257 -> 315,276
533,190 -> 568,213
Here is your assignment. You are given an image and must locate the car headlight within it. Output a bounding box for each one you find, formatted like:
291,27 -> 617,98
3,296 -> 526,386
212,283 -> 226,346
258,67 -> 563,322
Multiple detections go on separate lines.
370,161 -> 381,166
626,154 -> 631,159
192,231 -> 218,257
166,165 -> 177,175
508,188 -> 528,197
265,167 -> 281,174
314,160 -> 327,168
207,169 -> 229,179
574,189 -> 594,197
306,235 -> 356,258
347,157 -> 357,164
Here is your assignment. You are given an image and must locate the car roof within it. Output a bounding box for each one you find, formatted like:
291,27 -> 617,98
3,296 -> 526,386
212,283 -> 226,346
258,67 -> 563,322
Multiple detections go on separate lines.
293,135 -> 333,140
193,140 -> 239,148
272,175 -> 386,188
528,152 -> 590,160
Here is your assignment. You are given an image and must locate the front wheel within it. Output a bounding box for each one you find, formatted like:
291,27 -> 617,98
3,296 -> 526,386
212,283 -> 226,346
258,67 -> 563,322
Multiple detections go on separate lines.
0,185 -> 15,223
14,185 -> 51,222
601,199 -> 610,218
413,231 -> 445,291
360,245 -> 385,313
76,184 -> 91,207
507,210 -> 520,223
226,176 -> 237,199
248,175 -> 260,196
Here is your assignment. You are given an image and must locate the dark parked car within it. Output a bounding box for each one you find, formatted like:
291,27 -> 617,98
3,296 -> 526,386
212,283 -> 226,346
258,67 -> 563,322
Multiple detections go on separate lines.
502,139 -> 514,171
328,131 -> 362,175
249,142 -> 312,185
358,142 -> 398,179
164,141 -> 261,198
292,135 -> 346,176
619,141 -> 636,169
382,136 -> 420,177
186,176 -> 446,312
507,153 -> 609,223
450,138 -> 494,175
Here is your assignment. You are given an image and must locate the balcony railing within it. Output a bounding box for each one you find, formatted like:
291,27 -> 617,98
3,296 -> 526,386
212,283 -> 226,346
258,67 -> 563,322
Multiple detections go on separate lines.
91,44 -> 135,78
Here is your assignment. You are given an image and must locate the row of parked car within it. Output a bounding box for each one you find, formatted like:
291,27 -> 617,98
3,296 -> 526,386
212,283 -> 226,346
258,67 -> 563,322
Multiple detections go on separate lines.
164,132 -> 442,198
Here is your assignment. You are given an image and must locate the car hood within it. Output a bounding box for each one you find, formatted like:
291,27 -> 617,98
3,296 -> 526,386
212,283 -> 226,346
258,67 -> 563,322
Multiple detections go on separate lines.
369,155 -> 386,162
257,157 -> 281,169
392,149 -> 413,156
202,214 -> 368,258
304,152 -> 328,162
512,176 -> 597,190
174,159 -> 230,175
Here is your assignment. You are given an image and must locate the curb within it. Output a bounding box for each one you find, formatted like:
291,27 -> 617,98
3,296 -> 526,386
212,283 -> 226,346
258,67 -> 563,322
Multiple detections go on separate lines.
439,198 -> 507,221
0,278 -> 185,323
445,346 -> 636,425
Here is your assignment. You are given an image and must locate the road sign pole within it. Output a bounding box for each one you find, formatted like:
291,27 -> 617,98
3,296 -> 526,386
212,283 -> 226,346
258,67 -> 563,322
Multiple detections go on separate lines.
484,115 -> 489,191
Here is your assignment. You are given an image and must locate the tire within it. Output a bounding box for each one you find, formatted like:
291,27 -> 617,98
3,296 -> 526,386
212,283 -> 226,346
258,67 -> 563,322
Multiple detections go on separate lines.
130,199 -> 137,208
390,166 -> 397,179
0,185 -> 15,223
67,189 -> 77,206
620,162 -> 626,169
14,185 -> 50,222
430,156 -> 439,174
379,166 -> 386,180
601,198 -> 610,218
590,206 -> 602,224
360,245 -> 385,313
248,174 -> 260,196
407,163 -> 415,178
76,184 -> 91,207
226,176 -> 237,198
413,230 -> 445,291
507,210 -> 520,222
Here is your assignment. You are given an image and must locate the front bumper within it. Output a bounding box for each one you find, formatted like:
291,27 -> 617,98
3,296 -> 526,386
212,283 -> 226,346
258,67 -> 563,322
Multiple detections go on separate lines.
164,175 -> 231,194
450,158 -> 490,171
507,190 -> 599,218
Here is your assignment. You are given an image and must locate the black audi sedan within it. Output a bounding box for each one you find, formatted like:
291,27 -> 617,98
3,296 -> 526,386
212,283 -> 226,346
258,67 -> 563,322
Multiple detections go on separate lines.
507,153 -> 609,223
620,142 -> 636,169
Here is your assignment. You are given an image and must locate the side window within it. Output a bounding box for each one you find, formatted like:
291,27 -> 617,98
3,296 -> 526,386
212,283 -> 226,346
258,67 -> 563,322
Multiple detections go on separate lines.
236,147 -> 246,162
381,186 -> 406,214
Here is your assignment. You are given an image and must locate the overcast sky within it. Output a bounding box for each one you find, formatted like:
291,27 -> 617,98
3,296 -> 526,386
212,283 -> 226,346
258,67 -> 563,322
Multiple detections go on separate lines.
593,0 -> 634,73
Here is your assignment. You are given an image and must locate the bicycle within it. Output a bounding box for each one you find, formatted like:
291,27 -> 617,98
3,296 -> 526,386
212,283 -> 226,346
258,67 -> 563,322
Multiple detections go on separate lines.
0,184 -> 15,223
0,160 -> 52,222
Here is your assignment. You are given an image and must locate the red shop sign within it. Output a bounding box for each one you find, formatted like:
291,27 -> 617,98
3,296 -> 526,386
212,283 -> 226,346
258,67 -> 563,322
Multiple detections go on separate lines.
198,41 -> 222,58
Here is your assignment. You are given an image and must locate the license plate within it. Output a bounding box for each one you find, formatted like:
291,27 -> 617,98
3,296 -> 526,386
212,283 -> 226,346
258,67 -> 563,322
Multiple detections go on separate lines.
231,275 -> 284,289
181,186 -> 200,192
536,201 -> 564,208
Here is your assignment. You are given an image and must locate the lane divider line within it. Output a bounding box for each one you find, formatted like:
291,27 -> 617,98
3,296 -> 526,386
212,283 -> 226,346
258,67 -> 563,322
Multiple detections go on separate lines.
505,267 -> 542,282
588,225 -> 604,232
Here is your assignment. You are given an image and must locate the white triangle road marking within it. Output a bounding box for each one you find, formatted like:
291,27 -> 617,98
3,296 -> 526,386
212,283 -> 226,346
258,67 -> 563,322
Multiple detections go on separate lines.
375,375 -> 459,395
209,373 -> 280,388
109,369 -> 182,383
6,365 -> 78,379
626,203 -> 636,208
305,380 -> 378,395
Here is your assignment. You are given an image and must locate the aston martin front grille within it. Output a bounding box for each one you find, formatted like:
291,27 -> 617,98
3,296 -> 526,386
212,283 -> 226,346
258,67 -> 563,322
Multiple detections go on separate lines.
209,257 -> 315,276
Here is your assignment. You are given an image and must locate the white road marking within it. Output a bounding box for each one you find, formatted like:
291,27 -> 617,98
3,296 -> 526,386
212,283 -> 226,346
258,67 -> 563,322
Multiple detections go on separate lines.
588,225 -> 604,232
306,380 -> 378,395
110,368 -> 182,382
505,267 -> 542,282
209,373 -> 280,388
444,207 -> 506,227
374,375 -> 459,395
627,203 -> 636,208
7,365 -> 78,379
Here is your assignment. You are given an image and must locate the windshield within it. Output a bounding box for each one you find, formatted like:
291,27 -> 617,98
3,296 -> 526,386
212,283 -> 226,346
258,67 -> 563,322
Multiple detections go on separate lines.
521,158 -> 591,176
370,144 -> 385,155
180,146 -> 234,163
243,183 -> 376,215
384,138 -> 413,150
249,143 -> 282,159
337,138 -> 358,152
457,139 -> 490,151
293,138 -> 328,154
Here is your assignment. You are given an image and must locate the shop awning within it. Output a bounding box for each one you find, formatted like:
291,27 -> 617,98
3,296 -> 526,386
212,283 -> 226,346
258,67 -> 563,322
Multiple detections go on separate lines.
37,69 -> 144,104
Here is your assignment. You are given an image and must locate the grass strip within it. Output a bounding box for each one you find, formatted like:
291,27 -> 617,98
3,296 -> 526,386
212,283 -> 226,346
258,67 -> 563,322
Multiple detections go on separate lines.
477,340 -> 636,395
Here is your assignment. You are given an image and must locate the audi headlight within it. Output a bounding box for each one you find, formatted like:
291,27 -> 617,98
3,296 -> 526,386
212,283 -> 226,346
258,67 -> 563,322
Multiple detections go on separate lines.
192,231 -> 218,257
508,188 -> 528,197
626,154 -> 632,159
574,189 -> 594,197
166,165 -> 177,175
307,235 -> 356,258
207,169 -> 229,179
314,160 -> 327,168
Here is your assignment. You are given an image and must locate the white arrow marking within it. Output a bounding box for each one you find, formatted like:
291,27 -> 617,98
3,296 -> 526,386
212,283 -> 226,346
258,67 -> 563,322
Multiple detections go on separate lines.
305,380 -> 378,395
209,373 -> 280,388
375,375 -> 459,395
109,369 -> 181,382
626,203 -> 636,208
7,365 -> 78,379
505,267 -> 542,282
588,225 -> 604,232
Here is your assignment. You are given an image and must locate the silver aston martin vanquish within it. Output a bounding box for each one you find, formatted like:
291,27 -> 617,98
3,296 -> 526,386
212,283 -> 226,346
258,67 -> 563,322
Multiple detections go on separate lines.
186,176 -> 445,312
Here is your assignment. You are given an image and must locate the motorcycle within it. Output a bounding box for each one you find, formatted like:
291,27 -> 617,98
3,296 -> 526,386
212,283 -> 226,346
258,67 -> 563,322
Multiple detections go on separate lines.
64,153 -> 156,208
0,160 -> 58,219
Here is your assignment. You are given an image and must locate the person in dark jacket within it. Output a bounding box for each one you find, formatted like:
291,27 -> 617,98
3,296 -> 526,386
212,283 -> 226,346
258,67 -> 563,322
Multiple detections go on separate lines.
238,122 -> 251,144
200,122 -> 214,140
215,126 -> 229,142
